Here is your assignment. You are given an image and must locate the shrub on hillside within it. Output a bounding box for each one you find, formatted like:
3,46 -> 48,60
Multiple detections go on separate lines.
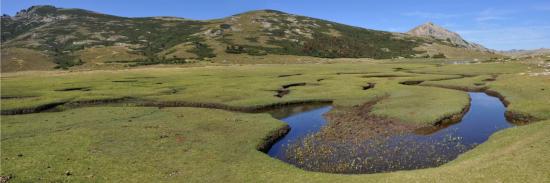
432,53 -> 446,58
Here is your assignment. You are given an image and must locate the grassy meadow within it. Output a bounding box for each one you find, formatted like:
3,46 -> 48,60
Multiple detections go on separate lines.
1,60 -> 549,182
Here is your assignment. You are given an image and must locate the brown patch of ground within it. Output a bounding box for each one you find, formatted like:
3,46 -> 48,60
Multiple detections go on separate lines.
1,48 -> 55,72
318,97 -> 419,141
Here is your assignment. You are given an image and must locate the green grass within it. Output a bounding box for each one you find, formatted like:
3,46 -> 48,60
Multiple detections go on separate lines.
422,74 -> 493,90
2,107 -> 549,182
1,63 -> 473,125
489,74 -> 550,120
2,61 -> 550,182
1,62 -> 547,123
370,84 -> 469,125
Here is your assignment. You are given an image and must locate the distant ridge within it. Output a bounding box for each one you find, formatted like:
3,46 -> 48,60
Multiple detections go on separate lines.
499,48 -> 550,57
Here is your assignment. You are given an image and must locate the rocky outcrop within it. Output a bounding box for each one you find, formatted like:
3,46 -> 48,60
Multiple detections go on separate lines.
407,22 -> 489,52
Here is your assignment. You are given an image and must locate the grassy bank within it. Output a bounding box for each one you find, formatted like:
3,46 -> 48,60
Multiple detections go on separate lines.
1,63 -> 476,126
2,61 -> 549,182
1,107 -> 549,182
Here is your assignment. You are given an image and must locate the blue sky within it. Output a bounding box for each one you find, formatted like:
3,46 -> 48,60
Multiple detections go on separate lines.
2,0 -> 549,50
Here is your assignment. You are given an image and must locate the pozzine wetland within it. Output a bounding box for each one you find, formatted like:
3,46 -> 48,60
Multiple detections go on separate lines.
266,92 -> 513,174
2,62 -> 549,182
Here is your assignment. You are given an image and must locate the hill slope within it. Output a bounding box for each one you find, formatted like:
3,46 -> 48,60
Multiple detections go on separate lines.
1,6 -> 498,72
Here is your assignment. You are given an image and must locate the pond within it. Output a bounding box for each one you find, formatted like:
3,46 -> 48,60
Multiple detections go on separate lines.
266,104 -> 333,158
265,92 -> 514,174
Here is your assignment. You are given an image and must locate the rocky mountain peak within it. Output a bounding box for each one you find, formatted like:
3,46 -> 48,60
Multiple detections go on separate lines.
15,5 -> 57,17
407,22 -> 460,41
407,22 -> 489,51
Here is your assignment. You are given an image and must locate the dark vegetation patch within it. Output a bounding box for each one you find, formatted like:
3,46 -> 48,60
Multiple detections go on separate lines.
362,74 -> 412,78
274,83 -> 307,98
59,97 -> 137,108
54,87 -> 91,91
431,53 -> 446,58
112,80 -> 138,83
427,75 -> 468,81
219,24 -> 231,29
1,95 -> 36,99
1,101 -> 68,115
336,72 -> 373,75
274,89 -> 290,98
187,42 -> 216,58
420,83 -> 487,92
124,76 -> 157,79
278,73 -> 302,78
225,45 -> 268,56
362,82 -> 376,90
393,67 -> 404,71
401,70 -> 477,78
483,75 -> 498,82
399,80 -> 424,85
141,99 -> 333,113
125,57 -> 189,67
53,55 -> 84,69
245,37 -> 259,43
282,82 -> 306,89
159,87 -> 183,95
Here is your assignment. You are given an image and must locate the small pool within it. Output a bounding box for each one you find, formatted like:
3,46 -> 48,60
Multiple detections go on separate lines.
266,105 -> 332,158
265,92 -> 515,174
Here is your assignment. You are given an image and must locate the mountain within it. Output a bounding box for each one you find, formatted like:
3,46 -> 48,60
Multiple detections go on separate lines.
499,48 -> 550,58
403,22 -> 500,60
407,22 -> 489,52
1,6 -> 499,72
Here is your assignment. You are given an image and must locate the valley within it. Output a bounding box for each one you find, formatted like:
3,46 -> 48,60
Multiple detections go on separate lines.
1,4 -> 549,183
1,60 -> 549,182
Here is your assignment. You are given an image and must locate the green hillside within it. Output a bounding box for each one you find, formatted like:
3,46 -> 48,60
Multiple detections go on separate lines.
1,5 -> 497,71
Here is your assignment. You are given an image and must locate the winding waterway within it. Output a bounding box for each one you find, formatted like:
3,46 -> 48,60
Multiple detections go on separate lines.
265,92 -> 514,173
